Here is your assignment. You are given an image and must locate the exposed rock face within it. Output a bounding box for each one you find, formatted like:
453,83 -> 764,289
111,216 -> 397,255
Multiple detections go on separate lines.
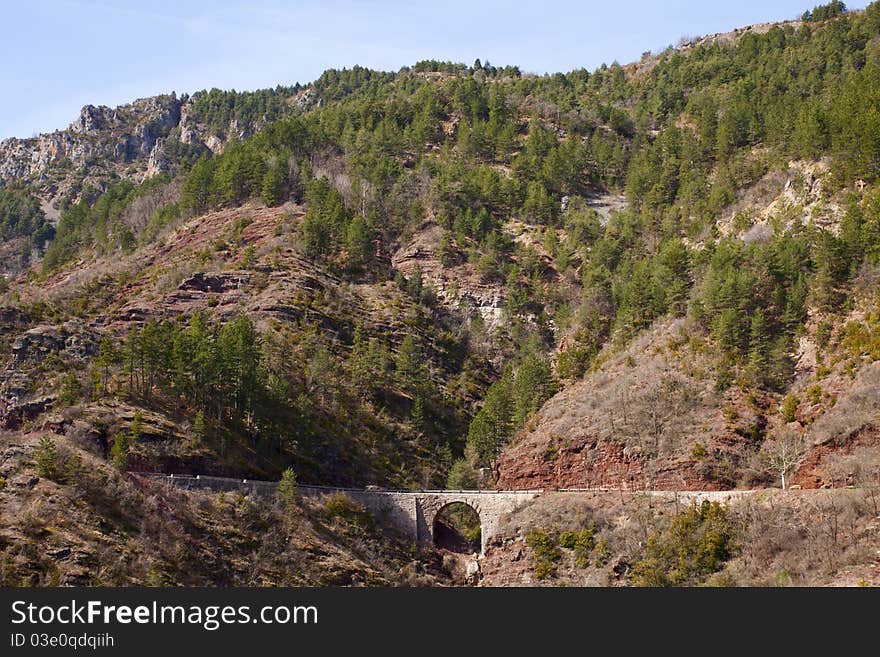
0,92 -> 261,208
717,159 -> 843,240
0,307 -> 27,330
204,134 -> 224,153
787,361 -> 880,488
70,104 -> 112,133
391,223 -> 506,330
0,321 -> 98,429
0,131 -> 82,181
10,325 -> 67,366
292,87 -> 317,111
178,271 -> 253,293
1,96 -> 181,183
67,97 -> 183,161
178,103 -> 198,145
145,138 -> 169,177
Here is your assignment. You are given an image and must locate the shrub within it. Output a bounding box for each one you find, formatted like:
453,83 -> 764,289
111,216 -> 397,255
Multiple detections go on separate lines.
324,493 -> 373,529
239,244 -> 257,269
631,501 -> 735,587
534,561 -> 558,580
526,528 -> 561,578
816,321 -> 833,349
559,526 -> 597,568
63,452 -> 84,482
780,393 -> 799,423
556,345 -> 593,380
559,527 -> 596,552
110,433 -> 129,471
593,538 -> 611,566
188,410 -> 206,449
57,371 -> 82,407
526,529 -> 560,562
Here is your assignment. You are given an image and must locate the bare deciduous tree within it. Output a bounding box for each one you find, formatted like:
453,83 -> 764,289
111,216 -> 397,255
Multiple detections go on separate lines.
760,429 -> 808,490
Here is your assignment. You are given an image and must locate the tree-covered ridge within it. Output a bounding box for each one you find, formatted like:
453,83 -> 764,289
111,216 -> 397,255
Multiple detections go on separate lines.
803,0 -> 848,21
0,185 -> 54,247
20,2 -> 880,489
41,174 -> 179,272
186,86 -> 301,135
67,286 -> 481,486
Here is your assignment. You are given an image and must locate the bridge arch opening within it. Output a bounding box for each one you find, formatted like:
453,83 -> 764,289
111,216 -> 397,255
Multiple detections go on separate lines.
432,502 -> 481,553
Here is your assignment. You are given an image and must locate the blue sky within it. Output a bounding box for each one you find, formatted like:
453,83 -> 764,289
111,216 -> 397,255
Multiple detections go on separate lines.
0,0 -> 870,140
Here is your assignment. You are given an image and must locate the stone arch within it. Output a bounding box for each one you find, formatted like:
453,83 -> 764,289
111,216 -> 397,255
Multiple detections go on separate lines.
430,499 -> 483,553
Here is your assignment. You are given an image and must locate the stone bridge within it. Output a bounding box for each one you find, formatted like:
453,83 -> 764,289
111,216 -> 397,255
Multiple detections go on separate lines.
136,473 -> 541,554
335,489 -> 542,554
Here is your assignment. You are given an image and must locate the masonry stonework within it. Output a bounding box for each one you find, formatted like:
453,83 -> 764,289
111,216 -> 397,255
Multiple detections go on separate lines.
139,474 -> 540,554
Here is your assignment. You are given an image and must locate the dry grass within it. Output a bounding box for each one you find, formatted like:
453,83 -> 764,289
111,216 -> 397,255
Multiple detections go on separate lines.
810,363 -> 880,446
485,488 -> 880,587
0,433 -> 446,587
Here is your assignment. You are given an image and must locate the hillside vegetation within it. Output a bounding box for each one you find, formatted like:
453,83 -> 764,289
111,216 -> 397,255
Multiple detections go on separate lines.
1,1 -> 880,585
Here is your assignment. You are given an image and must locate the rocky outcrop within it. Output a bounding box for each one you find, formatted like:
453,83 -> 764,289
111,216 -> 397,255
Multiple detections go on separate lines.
497,434 -> 730,491
0,306 -> 27,330
391,224 -> 507,330
0,131 -> 83,181
177,271 -> 252,293
9,325 -> 67,366
0,92 -> 262,208
0,321 -> 98,429
0,96 -> 181,183
146,138 -> 169,177
69,104 -> 112,133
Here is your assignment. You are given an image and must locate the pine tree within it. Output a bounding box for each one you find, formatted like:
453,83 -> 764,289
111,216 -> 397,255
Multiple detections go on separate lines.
95,335 -> 119,396
112,411 -> 141,471
447,458 -> 478,489
181,155 -> 216,214
35,435 -> 59,480
839,196 -> 864,269
111,432 -> 130,471
239,244 -> 257,269
747,310 -> 770,386
811,258 -> 839,312
366,337 -> 391,388
345,215 -> 373,274
437,231 -> 459,267
395,334 -> 422,389
656,239 -> 690,316
348,325 -> 386,399
512,354 -> 557,427
58,371 -> 82,407
217,316 -> 262,417
277,467 -> 298,507
411,395 -> 426,435
466,373 -> 514,469
261,166 -> 284,206
522,181 -> 554,224
190,410 -> 206,449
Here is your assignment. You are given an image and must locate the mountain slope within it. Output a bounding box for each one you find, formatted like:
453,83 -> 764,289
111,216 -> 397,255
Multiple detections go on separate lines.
1,1 -> 880,586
